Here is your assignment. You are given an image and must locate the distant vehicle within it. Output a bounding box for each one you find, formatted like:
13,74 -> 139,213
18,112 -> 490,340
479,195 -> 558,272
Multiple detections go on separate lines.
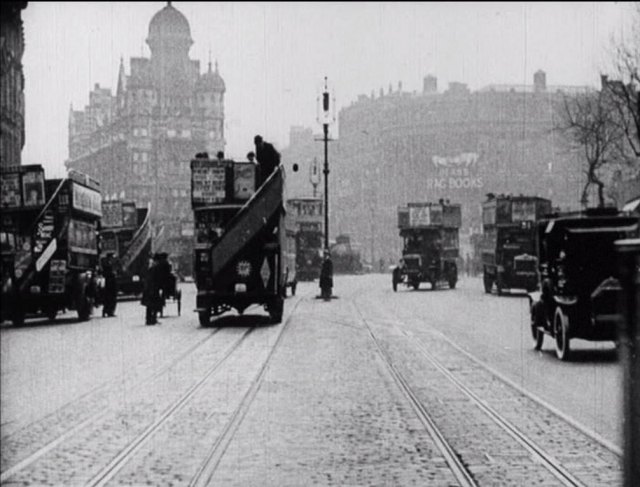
528,207 -> 639,360
330,234 -> 363,274
191,155 -> 288,325
1,166 -> 102,325
480,194 -> 552,294
286,197 -> 323,282
99,200 -> 151,298
392,201 -> 461,291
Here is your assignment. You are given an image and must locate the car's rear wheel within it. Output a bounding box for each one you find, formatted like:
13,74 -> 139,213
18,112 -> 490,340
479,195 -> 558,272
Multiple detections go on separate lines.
554,307 -> 571,361
530,304 -> 544,351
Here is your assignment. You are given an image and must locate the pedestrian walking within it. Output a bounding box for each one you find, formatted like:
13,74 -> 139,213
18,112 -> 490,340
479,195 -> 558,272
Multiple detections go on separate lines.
254,135 -> 280,185
142,254 -> 162,325
102,253 -> 118,317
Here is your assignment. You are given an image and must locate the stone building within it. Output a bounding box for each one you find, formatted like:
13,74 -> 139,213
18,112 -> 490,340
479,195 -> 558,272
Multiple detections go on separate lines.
0,1 -> 28,168
284,72 -> 590,266
65,3 -> 225,274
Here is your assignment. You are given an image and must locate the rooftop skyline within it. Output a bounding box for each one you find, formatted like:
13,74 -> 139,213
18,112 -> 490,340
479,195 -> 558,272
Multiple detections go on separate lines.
21,2 -> 636,177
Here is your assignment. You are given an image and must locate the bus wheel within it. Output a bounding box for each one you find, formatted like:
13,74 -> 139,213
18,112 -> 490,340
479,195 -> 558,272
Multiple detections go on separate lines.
268,298 -> 283,323
483,274 -> 492,294
554,307 -> 571,361
198,308 -> 211,327
77,290 -> 92,322
46,307 -> 57,322
12,307 -> 25,326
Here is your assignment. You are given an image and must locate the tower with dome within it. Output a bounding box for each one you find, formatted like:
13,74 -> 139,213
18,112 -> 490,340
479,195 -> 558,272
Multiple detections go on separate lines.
66,2 -> 225,274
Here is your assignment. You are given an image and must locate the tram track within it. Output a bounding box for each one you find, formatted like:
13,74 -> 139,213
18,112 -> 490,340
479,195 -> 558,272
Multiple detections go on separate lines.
402,327 -> 587,487
352,303 -> 478,487
188,298 -> 302,487
351,288 -> 622,487
85,328 -> 253,487
0,328 -> 223,482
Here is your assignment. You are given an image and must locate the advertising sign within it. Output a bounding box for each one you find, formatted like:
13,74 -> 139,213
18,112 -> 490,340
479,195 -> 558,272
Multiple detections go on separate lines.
512,200 -> 537,222
122,202 -> 137,228
181,221 -> 194,237
1,173 -> 22,208
69,219 -> 98,254
409,206 -> 431,226
48,259 -> 67,293
191,159 -> 226,205
22,171 -> 46,207
102,201 -> 124,228
72,183 -> 102,217
427,152 -> 483,191
34,210 -> 55,254
233,163 -> 256,200
397,207 -> 410,228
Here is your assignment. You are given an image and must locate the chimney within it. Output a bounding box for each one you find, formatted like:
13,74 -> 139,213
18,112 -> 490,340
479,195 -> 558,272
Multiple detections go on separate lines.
533,70 -> 546,92
423,75 -> 437,94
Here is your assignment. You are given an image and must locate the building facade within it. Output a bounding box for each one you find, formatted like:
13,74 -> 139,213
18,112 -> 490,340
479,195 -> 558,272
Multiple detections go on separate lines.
284,72 -> 590,266
0,1 -> 28,168
66,3 -> 225,274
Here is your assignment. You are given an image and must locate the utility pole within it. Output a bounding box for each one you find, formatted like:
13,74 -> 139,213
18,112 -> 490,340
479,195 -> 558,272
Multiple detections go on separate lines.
317,76 -> 335,250
310,157 -> 320,198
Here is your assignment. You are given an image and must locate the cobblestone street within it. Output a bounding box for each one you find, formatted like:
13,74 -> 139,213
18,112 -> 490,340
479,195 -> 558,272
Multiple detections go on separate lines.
1,275 -> 624,485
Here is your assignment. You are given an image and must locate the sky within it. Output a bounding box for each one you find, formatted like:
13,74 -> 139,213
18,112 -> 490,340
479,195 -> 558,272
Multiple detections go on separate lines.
21,1 -> 636,177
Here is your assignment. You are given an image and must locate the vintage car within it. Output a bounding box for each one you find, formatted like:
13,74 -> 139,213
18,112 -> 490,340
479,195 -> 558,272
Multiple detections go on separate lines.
528,208 -> 639,360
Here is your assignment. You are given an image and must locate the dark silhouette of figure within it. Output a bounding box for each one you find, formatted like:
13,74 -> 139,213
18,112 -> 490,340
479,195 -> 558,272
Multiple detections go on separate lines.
254,135 -> 280,185
319,250 -> 333,300
156,252 -> 174,318
102,254 -> 118,317
142,254 -> 162,325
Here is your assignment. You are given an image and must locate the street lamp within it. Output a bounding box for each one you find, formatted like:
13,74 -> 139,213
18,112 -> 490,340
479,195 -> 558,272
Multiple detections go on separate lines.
310,157 -> 320,198
317,76 -> 335,250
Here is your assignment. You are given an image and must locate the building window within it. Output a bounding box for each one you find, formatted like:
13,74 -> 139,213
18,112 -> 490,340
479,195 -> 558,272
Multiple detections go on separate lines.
209,131 -> 215,139
167,129 -> 176,138
181,129 -> 191,138
133,128 -> 139,137
133,152 -> 139,162
141,152 -> 148,162
141,128 -> 148,136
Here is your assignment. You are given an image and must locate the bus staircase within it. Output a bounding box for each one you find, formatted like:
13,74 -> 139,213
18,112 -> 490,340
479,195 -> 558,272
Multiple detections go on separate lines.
120,208 -> 152,273
208,166 -> 284,278
16,179 -> 67,294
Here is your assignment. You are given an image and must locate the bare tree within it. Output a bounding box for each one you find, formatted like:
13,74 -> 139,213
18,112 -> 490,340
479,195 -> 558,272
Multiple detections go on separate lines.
557,89 -> 626,208
608,2 -> 640,158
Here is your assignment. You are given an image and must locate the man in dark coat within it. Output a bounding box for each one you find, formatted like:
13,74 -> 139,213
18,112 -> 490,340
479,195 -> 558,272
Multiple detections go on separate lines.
102,253 -> 118,317
254,135 -> 281,185
319,250 -> 333,300
155,252 -> 174,318
142,254 -> 162,325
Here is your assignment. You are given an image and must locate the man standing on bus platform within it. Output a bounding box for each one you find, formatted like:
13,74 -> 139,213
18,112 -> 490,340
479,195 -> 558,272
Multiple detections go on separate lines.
254,135 -> 280,185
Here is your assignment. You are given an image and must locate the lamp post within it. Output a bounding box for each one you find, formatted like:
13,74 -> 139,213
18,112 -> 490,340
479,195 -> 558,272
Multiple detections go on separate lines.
310,157 -> 320,198
317,76 -> 335,250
